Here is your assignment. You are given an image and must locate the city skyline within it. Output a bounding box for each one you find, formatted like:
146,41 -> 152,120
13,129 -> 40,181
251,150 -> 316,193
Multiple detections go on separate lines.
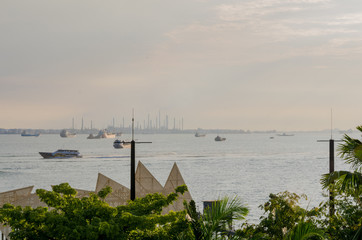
2,1 -> 362,131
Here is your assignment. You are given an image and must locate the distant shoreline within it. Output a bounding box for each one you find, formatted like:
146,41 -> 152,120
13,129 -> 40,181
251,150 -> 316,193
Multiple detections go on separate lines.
0,128 -> 354,135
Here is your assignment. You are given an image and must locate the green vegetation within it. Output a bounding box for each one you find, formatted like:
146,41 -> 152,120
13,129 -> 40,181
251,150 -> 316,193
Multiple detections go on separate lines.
319,125 -> 362,239
185,197 -> 249,240
235,191 -> 324,240
0,183 -> 193,240
2,126 -> 362,239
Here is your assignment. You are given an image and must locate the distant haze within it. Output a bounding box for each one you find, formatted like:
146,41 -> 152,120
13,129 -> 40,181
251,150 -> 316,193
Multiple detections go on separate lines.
1,0 -> 362,131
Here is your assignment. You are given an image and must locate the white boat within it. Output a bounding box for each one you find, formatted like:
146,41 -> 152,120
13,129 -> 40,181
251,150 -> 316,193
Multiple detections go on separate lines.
277,133 -> 294,136
21,131 -> 40,137
60,129 -> 76,138
215,136 -> 226,141
195,132 -> 206,137
113,139 -> 131,149
39,149 -> 82,159
100,130 -> 116,138
87,130 -> 116,139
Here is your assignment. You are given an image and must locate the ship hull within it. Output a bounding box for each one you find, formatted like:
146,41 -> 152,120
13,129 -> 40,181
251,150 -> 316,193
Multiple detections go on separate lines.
39,150 -> 82,159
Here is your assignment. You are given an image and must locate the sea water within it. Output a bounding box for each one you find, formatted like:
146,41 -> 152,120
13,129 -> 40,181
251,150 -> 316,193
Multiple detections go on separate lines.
0,132 -> 354,224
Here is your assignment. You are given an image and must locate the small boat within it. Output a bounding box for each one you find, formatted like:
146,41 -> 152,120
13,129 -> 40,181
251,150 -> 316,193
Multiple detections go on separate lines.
88,130 -> 116,139
195,132 -> 206,137
21,131 -> 40,137
60,129 -> 76,138
101,130 -> 116,138
215,136 -> 226,141
87,134 -> 97,139
277,133 -> 294,136
113,139 -> 131,149
39,149 -> 82,159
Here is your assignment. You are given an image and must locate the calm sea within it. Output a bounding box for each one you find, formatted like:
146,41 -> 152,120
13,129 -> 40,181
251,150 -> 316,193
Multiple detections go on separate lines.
0,132 -> 354,224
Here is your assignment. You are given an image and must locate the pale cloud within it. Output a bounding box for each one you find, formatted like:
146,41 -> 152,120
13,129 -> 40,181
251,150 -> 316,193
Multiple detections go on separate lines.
216,0 -> 330,21
217,5 -> 303,21
160,0 -> 362,67
2,0 -> 362,130
328,13 -> 362,25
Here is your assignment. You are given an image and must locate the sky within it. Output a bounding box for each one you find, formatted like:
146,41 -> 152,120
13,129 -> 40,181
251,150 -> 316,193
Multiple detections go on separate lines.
1,0 -> 362,131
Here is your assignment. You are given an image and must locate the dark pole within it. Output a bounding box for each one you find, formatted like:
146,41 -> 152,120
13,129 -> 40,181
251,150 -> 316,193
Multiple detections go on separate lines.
128,110 -> 151,201
329,139 -> 335,216
317,110 -> 338,217
131,139 -> 135,201
130,111 -> 135,201
329,139 -> 335,174
317,138 -> 341,217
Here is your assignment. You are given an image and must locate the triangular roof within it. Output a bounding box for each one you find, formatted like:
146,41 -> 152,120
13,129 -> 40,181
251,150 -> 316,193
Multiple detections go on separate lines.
135,161 -> 163,198
13,193 -> 46,208
162,163 -> 192,213
75,188 -> 94,198
95,173 -> 130,206
0,163 -> 192,217
0,186 -> 33,206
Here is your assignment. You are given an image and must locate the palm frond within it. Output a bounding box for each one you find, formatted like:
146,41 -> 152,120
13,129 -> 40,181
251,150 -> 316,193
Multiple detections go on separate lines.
203,196 -> 248,222
284,220 -> 325,240
202,196 -> 249,239
321,171 -> 362,197
356,125 -> 362,133
338,130 -> 362,171
352,224 -> 362,240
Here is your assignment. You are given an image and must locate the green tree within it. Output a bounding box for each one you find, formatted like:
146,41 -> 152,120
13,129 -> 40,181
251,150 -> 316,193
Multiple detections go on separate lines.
283,216 -> 325,240
321,126 -> 362,203
185,196 -> 248,240
315,197 -> 362,240
320,125 -> 362,239
0,183 -> 193,240
236,191 -> 321,240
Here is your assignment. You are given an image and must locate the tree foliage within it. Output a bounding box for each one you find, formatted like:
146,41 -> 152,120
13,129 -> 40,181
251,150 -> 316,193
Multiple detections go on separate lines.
283,219 -> 325,240
4,126 -> 362,239
0,183 -> 193,240
236,191 -> 322,240
320,125 -> 362,239
185,196 -> 248,240
321,126 -> 362,203
315,197 -> 362,240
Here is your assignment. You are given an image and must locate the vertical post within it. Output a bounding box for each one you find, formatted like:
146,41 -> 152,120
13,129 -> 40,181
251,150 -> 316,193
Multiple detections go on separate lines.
329,139 -> 335,174
131,139 -> 135,200
329,139 -> 335,216
130,110 -> 136,201
128,110 -> 151,200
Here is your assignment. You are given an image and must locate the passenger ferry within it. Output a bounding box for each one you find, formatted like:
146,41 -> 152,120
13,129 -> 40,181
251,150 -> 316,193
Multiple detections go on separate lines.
39,149 -> 82,159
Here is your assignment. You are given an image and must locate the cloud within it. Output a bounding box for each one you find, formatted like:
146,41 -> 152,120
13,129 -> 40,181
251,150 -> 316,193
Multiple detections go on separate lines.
159,0 -> 362,68
328,13 -> 362,25
2,0 -> 362,130
216,0 -> 330,21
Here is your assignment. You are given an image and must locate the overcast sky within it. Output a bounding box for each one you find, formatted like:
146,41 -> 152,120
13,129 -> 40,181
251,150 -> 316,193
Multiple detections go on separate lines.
1,0 -> 362,131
